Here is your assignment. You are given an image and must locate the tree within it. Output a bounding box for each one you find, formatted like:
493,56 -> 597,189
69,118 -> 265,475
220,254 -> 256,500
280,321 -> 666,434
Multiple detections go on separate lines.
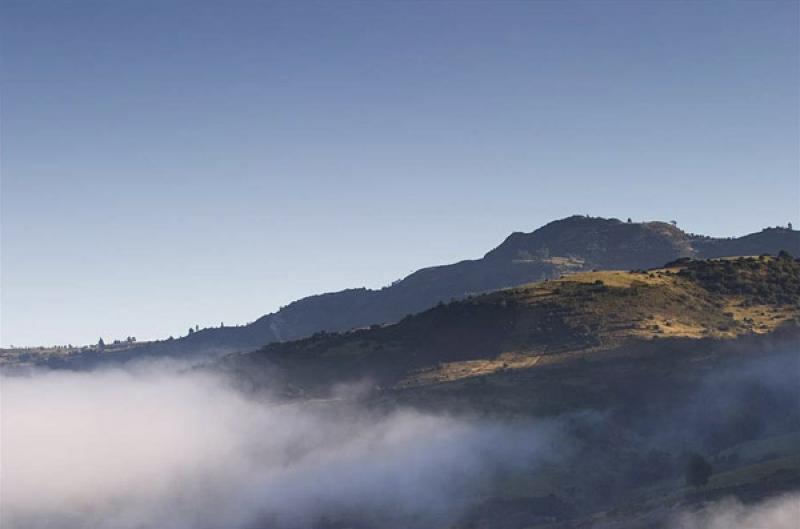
188,327 -> 194,335
670,220 -> 678,227
685,454 -> 712,488
98,337 -> 105,351
789,222 -> 793,230
627,217 -> 632,223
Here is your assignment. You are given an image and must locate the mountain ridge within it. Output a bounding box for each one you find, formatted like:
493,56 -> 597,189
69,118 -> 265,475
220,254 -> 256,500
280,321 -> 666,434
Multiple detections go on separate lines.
197,217 -> 799,349
5,216 -> 797,367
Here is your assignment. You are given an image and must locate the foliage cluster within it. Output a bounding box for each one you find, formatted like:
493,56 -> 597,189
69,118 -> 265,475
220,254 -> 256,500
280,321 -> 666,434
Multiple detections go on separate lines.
678,254 -> 800,305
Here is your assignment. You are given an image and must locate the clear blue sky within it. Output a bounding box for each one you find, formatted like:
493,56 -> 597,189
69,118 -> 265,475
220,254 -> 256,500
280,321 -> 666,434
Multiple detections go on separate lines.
2,0 -> 798,347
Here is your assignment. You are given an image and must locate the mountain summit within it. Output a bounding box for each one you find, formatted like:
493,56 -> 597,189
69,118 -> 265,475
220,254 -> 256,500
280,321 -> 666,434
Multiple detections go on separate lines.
488,215 -> 798,267
486,216 -> 692,268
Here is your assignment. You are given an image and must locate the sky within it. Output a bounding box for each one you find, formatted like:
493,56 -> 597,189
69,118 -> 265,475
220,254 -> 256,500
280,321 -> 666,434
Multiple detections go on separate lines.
1,0 -> 798,347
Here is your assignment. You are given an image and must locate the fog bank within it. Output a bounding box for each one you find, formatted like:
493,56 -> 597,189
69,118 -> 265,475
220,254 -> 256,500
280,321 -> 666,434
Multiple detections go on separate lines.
673,493 -> 800,529
0,367 -> 550,529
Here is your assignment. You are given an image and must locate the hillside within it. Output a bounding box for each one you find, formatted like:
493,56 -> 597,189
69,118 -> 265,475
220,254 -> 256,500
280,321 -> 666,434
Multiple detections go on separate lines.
225,254 -> 800,397
5,216 -> 797,368
219,255 -> 800,528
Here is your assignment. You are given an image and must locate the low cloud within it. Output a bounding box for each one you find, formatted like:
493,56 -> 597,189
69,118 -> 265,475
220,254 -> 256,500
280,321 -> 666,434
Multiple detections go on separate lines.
0,366 -> 552,529
672,493 -> 800,529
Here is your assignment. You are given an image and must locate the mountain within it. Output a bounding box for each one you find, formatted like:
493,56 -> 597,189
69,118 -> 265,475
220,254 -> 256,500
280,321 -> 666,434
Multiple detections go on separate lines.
131,217 -> 800,355
5,216 -> 797,367
250,219 -> 797,349
220,254 -> 800,527
223,254 -> 800,400
9,254 -> 800,526
217,255 -> 800,527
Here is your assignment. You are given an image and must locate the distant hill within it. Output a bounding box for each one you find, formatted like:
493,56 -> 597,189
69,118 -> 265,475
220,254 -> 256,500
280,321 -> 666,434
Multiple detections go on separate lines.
6,216 -> 797,367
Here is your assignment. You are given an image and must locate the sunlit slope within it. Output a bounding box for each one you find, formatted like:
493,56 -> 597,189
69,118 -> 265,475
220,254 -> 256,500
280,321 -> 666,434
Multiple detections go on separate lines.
231,255 -> 799,392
